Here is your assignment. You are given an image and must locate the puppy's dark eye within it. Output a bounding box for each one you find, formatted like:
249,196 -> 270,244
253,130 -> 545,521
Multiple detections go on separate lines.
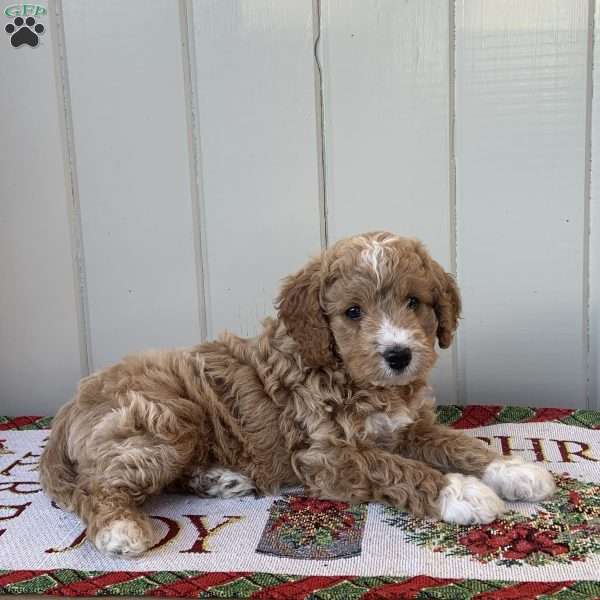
407,296 -> 419,310
345,305 -> 362,320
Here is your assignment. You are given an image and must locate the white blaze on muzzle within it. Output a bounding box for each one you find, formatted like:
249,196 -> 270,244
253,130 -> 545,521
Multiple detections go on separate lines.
376,317 -> 413,352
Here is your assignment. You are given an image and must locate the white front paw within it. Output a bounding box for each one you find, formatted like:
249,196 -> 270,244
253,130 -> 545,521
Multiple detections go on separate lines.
482,457 -> 556,502
438,473 -> 506,525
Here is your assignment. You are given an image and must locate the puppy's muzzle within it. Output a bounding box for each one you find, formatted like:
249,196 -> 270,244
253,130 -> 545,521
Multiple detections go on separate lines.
382,345 -> 412,372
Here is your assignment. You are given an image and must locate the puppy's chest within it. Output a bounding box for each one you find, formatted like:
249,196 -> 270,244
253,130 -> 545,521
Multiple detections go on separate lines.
362,409 -> 414,447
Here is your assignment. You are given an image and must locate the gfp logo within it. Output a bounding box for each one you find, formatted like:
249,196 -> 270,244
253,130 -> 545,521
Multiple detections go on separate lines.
4,4 -> 46,17
4,4 -> 45,47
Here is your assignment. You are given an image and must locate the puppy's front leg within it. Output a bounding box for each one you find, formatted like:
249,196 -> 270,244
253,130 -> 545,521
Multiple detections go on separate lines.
399,422 -> 556,502
292,446 -> 505,525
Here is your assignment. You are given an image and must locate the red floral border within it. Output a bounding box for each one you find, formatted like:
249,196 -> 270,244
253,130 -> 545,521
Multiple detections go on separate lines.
0,416 -> 49,431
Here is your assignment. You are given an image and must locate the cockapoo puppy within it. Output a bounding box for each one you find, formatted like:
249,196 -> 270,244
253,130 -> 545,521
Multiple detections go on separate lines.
40,232 -> 556,556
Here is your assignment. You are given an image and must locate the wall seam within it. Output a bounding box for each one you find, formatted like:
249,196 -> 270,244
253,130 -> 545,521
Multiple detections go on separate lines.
449,0 -> 462,406
313,0 -> 329,249
179,0 -> 210,341
51,0 -> 92,375
585,0 -> 596,409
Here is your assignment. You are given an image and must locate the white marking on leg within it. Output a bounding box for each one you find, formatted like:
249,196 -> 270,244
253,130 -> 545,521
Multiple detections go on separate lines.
188,467 -> 255,499
438,473 -> 506,525
482,457 -> 556,501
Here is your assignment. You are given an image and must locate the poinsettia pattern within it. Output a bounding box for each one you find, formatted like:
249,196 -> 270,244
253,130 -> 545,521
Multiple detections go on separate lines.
257,495 -> 367,559
384,474 -> 600,567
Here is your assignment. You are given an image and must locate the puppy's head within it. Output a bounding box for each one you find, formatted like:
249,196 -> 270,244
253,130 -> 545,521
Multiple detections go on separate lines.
276,232 -> 460,386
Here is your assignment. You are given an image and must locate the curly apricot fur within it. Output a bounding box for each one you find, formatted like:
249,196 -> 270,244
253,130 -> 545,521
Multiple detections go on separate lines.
40,232 -> 499,554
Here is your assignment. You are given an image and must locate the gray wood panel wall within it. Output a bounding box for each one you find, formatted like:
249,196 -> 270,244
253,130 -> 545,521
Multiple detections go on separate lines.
1,0 -> 598,413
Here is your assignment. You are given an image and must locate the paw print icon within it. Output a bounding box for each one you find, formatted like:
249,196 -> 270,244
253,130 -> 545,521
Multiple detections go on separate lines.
5,16 -> 44,48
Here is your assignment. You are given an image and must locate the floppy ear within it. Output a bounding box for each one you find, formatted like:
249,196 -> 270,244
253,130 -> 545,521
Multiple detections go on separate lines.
431,261 -> 462,349
276,256 -> 336,368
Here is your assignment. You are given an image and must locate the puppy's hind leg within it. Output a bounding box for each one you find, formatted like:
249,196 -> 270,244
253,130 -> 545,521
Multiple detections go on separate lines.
75,394 -> 198,556
76,483 -> 155,557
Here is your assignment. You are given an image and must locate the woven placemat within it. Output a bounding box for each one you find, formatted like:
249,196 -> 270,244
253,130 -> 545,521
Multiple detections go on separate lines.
1,407 -> 600,599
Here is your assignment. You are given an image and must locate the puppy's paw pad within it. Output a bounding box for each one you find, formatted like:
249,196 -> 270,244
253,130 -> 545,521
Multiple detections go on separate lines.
439,473 -> 505,525
483,458 -> 556,502
95,519 -> 152,557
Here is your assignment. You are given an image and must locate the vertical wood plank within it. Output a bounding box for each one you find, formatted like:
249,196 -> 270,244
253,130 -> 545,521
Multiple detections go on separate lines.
190,0 -> 322,338
456,0 -> 589,408
61,0 -> 202,369
591,0 -> 600,410
320,0 -> 456,402
0,1 -> 82,413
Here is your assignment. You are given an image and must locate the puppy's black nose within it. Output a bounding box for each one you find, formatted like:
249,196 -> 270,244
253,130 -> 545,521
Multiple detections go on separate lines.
383,346 -> 412,371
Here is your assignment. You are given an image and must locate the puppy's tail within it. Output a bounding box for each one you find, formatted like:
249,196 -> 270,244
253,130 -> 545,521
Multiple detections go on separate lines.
39,403 -> 78,511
